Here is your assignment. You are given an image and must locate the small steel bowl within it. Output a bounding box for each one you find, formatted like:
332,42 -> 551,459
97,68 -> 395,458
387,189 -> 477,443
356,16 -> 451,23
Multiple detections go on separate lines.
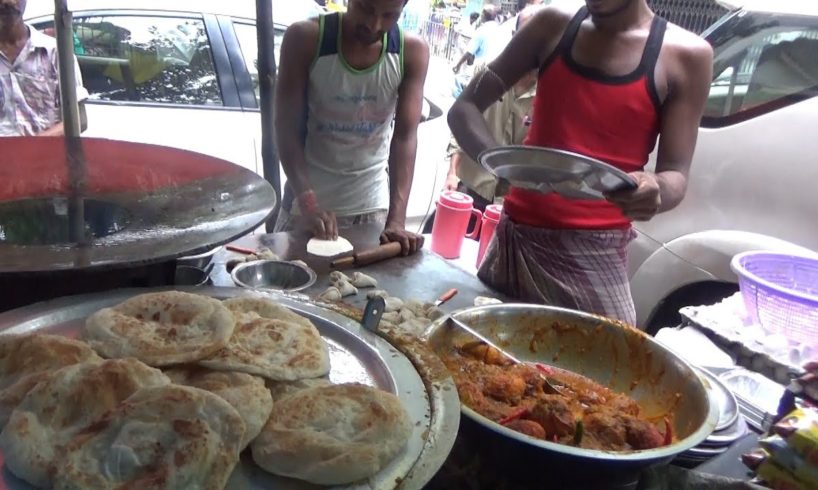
231,260 -> 316,292
174,265 -> 211,286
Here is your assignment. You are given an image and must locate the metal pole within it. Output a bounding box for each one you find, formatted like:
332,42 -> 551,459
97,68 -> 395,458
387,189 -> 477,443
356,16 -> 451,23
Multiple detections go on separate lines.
54,0 -> 80,138
54,0 -> 86,244
256,0 -> 281,232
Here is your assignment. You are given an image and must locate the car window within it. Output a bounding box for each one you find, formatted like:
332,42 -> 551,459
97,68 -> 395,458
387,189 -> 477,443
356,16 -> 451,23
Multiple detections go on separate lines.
40,15 -> 223,106
703,12 -> 818,127
233,22 -> 285,104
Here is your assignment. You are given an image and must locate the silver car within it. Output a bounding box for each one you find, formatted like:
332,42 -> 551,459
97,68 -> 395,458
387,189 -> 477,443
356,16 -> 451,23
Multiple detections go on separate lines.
630,0 -> 818,330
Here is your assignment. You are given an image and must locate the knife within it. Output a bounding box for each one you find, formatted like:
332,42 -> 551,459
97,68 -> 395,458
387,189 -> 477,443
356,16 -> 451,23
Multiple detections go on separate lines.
434,288 -> 458,307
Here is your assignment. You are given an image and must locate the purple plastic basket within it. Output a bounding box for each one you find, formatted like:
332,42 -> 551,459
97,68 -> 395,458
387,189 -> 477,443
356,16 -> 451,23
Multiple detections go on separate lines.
731,251 -> 818,348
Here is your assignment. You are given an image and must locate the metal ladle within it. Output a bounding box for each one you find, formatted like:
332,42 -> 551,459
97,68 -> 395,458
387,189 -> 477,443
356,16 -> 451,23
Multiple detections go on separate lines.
447,315 -> 562,394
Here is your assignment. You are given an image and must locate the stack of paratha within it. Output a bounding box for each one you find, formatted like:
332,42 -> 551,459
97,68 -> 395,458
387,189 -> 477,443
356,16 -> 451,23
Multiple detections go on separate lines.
0,291 -> 412,489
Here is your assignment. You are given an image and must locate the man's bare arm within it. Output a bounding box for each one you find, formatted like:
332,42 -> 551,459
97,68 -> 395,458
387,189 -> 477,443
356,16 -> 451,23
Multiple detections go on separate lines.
448,7 -> 568,161
275,20 -> 317,198
381,34 -> 430,254
654,38 -> 713,212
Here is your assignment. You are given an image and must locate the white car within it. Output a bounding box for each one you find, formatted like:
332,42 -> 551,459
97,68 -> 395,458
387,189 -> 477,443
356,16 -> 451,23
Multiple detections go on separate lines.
629,0 -> 818,330
25,0 -> 453,232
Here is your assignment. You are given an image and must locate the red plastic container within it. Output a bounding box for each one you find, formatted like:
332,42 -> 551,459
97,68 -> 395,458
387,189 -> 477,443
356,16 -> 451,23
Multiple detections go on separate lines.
477,204 -> 502,268
430,191 -> 482,259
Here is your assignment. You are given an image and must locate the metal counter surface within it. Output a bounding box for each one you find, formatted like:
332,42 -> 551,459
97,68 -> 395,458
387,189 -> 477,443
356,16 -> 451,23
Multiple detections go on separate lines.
212,223 -> 506,310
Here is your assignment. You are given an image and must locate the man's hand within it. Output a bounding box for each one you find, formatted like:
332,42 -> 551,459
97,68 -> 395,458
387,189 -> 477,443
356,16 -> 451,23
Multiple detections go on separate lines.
305,209 -> 338,240
380,222 -> 424,256
444,173 -> 459,191
605,172 -> 662,222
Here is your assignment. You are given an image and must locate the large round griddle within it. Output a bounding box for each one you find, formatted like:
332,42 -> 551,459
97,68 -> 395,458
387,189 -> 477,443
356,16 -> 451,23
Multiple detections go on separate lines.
0,137 -> 276,273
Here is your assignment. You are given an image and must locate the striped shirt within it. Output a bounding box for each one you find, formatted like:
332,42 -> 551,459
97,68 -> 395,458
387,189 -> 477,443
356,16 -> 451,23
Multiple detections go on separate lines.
0,25 -> 88,136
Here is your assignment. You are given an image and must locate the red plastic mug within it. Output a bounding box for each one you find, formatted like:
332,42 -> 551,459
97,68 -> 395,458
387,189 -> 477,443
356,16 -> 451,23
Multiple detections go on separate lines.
477,204 -> 502,268
430,191 -> 482,259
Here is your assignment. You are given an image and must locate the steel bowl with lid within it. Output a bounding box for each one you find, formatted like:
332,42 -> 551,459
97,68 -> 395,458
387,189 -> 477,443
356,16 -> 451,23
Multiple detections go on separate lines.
424,304 -> 719,485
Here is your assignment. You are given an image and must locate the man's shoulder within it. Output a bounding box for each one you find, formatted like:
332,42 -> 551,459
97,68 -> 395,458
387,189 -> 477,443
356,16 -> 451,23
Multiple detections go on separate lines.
284,17 -> 321,40
661,22 -> 714,66
524,4 -> 579,41
401,32 -> 429,57
26,25 -> 57,52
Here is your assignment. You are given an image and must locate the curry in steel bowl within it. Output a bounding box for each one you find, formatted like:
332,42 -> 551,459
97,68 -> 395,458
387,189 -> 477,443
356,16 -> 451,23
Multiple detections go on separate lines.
426,304 -> 718,461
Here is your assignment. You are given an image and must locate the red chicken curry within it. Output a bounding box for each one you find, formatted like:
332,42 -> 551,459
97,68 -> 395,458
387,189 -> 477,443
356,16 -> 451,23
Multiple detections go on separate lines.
443,342 -> 672,451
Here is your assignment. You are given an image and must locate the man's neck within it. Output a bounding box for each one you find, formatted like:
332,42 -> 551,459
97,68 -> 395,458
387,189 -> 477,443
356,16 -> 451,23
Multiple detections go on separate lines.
590,1 -> 653,34
340,15 -> 381,52
0,19 -> 28,45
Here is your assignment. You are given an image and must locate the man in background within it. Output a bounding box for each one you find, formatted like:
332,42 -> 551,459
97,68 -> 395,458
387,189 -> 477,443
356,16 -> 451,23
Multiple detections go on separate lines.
445,9 -> 541,209
0,0 -> 87,136
452,5 -> 508,75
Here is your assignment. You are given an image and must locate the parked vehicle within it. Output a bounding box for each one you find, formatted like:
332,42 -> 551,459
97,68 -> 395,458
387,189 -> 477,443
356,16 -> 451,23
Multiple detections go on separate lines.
25,0 -> 453,232
629,0 -> 818,330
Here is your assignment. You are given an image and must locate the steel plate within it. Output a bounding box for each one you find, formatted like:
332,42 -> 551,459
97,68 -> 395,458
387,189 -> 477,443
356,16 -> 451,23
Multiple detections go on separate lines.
0,137 -> 276,273
0,287 -> 458,490
696,368 -> 740,432
478,145 -> 637,199
699,416 -> 748,448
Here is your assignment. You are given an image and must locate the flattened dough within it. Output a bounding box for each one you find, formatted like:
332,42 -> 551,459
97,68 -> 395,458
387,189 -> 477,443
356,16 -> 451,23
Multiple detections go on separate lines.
54,385 -> 245,490
306,237 -> 353,257
165,366 -> 273,449
0,359 -> 170,488
251,383 -> 411,485
83,291 -> 235,366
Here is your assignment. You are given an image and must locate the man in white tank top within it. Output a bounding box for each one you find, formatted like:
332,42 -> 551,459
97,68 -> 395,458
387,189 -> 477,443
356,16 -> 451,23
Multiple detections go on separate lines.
275,0 -> 430,255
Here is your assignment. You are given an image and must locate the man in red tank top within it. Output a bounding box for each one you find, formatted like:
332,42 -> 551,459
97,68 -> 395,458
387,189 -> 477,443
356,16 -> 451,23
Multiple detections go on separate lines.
448,0 -> 713,325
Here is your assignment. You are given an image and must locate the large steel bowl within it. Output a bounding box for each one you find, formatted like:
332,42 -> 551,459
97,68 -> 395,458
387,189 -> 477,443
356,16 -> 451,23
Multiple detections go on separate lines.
424,304 -> 719,484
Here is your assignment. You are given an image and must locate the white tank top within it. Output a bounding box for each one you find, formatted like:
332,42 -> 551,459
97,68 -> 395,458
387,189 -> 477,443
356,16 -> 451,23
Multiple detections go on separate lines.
301,13 -> 403,217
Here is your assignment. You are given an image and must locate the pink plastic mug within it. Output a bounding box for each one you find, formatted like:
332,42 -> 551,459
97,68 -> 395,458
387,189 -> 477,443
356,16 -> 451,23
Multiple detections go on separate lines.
430,191 -> 482,259
477,204 -> 502,268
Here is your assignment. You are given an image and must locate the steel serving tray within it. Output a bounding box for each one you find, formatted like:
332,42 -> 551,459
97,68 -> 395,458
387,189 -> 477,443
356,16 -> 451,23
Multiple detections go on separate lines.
0,287 -> 459,490
478,145 -> 637,199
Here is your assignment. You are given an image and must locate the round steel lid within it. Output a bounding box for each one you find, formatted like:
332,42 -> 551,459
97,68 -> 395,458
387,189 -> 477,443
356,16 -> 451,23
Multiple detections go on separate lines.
0,137 -> 276,273
478,145 -> 637,199
438,190 -> 474,210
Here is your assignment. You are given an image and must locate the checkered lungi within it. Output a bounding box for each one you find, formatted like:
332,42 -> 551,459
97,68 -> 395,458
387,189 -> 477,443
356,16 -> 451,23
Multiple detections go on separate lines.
477,215 -> 638,325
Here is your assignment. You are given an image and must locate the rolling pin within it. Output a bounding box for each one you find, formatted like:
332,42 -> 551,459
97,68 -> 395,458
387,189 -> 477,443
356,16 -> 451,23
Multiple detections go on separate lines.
331,242 -> 403,269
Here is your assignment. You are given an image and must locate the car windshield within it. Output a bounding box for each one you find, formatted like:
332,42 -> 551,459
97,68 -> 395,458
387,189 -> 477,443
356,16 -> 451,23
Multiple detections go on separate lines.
702,9 -> 818,125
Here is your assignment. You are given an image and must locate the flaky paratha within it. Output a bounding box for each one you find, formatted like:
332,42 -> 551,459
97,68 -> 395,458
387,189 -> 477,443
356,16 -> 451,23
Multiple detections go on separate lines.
0,334 -> 102,427
55,384 -> 245,490
251,383 -> 411,485
266,378 -> 333,403
83,291 -> 235,366
0,358 -> 170,488
221,297 -> 312,325
0,334 -> 101,390
165,366 -> 272,449
199,298 -> 330,381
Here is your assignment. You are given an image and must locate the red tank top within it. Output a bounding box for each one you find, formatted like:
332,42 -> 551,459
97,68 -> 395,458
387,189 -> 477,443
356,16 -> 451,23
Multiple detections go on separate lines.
504,7 -> 667,229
